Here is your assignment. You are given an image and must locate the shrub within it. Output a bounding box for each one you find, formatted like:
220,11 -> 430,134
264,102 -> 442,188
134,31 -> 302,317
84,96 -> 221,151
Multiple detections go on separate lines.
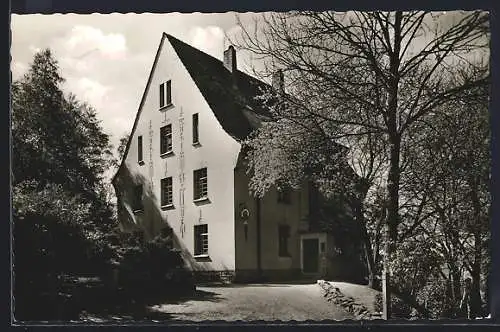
107,228 -> 195,299
374,292 -> 413,319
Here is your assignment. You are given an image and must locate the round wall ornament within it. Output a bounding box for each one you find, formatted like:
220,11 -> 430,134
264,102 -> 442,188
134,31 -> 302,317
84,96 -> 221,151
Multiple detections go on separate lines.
240,207 -> 250,220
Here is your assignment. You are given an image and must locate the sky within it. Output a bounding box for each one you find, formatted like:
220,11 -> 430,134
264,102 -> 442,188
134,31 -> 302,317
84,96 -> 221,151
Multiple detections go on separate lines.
10,13 -> 263,153
10,11 -> 486,162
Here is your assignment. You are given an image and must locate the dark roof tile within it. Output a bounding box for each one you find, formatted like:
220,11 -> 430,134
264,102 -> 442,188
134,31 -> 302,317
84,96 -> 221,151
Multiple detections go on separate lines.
166,34 -> 272,141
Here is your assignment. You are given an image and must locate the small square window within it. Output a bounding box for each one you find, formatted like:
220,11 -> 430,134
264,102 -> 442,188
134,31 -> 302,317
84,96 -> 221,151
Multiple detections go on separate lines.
160,80 -> 172,108
132,184 -> 143,212
137,136 -> 143,164
278,225 -> 290,257
160,124 -> 173,155
193,168 -> 208,200
194,224 -> 208,256
161,177 -> 173,207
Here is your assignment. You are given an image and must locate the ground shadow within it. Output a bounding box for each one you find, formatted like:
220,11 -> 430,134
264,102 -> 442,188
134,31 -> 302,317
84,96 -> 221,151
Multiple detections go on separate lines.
77,281 -> 224,322
197,279 -> 319,288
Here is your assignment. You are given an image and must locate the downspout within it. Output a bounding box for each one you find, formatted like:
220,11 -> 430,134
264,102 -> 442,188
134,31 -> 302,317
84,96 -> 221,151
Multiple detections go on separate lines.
255,197 -> 262,279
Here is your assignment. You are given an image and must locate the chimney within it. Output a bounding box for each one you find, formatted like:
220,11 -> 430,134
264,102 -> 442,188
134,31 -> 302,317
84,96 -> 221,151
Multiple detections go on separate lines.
223,45 -> 237,73
272,69 -> 284,95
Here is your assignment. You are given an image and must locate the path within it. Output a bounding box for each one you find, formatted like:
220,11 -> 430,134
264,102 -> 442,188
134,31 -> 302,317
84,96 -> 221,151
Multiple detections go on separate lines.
149,283 -> 353,321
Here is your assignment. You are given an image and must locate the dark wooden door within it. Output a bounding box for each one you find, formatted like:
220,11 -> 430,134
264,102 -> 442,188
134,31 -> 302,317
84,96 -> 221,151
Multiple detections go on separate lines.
303,238 -> 319,273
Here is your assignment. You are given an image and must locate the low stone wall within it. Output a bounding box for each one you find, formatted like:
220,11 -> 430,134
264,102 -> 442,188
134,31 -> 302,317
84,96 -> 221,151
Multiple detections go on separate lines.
193,270 -> 235,284
234,268 -> 305,283
194,269 -> 307,284
317,280 -> 380,320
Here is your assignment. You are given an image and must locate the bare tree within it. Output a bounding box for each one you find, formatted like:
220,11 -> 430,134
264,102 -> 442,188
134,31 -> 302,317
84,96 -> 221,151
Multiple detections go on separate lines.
234,10 -> 489,318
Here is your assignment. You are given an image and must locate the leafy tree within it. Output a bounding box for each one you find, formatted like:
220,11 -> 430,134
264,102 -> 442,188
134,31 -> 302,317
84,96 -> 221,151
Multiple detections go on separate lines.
396,81 -> 490,318
12,49 -> 117,320
117,134 -> 130,161
234,11 -> 489,318
12,49 -> 114,200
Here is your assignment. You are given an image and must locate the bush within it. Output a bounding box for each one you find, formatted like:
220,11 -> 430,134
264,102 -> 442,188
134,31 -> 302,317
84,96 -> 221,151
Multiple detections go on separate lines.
374,292 -> 413,319
107,228 -> 195,298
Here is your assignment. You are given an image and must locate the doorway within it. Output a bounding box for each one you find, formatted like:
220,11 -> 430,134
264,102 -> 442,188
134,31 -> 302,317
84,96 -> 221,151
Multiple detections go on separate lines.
302,238 -> 319,274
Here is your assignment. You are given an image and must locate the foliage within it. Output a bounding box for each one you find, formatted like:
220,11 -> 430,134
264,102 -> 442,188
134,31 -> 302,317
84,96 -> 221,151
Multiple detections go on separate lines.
12,49 -> 114,198
117,134 -> 130,161
11,49 -> 118,321
13,182 -> 105,320
374,292 -> 413,319
235,11 -> 490,317
394,84 -> 491,318
105,229 -> 195,297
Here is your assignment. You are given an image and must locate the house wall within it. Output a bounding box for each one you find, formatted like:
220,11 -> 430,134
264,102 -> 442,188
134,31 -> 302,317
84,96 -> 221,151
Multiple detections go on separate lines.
233,165 -> 311,281
114,36 -> 241,273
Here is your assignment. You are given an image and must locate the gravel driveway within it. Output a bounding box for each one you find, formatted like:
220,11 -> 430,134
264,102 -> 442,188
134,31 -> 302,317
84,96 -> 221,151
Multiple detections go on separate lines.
149,283 -> 353,321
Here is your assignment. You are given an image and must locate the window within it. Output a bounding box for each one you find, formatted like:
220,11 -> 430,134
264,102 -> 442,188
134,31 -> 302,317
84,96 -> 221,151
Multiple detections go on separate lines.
137,136 -> 143,163
194,224 -> 208,256
132,184 -> 143,212
161,177 -> 173,207
193,168 -> 208,200
277,186 -> 292,204
278,225 -> 290,257
160,124 -> 173,155
192,113 -> 199,144
159,80 -> 172,108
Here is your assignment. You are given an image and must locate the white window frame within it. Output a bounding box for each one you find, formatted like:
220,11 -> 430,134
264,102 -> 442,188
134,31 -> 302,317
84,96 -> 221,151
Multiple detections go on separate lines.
194,224 -> 209,256
193,168 -> 208,201
161,177 -> 173,207
160,124 -> 173,156
159,80 -> 172,108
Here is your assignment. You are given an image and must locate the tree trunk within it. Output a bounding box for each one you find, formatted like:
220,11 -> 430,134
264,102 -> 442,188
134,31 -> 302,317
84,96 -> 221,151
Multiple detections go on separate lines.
382,136 -> 402,320
365,242 -> 376,289
382,11 -> 403,320
469,176 -> 484,318
450,263 -> 461,315
361,223 -> 377,289
471,241 -> 482,318
354,199 -> 378,289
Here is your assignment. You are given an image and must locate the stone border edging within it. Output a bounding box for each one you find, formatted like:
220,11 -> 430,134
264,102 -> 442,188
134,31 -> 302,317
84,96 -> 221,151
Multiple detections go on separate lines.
317,280 -> 381,320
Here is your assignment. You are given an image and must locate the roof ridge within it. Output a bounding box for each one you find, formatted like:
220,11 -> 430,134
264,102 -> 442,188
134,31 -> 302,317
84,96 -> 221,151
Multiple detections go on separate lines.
112,32 -> 274,184
164,32 -> 270,87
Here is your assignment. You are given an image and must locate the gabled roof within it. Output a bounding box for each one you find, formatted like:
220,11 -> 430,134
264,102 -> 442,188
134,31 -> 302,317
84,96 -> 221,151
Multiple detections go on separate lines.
112,33 -> 272,184
166,34 -> 272,141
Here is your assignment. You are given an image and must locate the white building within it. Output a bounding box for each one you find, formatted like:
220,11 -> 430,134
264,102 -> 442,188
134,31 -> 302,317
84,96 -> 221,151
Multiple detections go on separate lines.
112,33 -> 365,283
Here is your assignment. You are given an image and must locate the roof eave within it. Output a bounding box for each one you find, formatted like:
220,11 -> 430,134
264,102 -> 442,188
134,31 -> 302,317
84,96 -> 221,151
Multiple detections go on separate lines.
111,33 -> 168,184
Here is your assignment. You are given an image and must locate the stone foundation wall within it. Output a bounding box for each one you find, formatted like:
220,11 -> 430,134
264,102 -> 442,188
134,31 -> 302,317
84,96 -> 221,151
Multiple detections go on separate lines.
193,270 -> 236,284
193,269 -> 309,284
234,268 -> 305,283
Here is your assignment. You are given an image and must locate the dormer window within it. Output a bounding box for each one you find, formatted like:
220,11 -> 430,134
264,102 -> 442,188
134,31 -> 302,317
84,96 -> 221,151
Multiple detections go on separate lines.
160,80 -> 172,108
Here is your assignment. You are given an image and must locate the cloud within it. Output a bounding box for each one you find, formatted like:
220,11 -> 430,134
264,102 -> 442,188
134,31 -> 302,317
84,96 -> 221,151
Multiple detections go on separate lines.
28,45 -> 41,54
188,25 -> 225,59
10,14 -> 262,156
11,61 -> 28,79
65,77 -> 109,107
64,25 -> 127,60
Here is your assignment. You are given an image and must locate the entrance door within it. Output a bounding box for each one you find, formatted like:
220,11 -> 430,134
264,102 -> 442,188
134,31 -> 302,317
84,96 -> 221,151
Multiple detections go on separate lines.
302,238 -> 319,273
